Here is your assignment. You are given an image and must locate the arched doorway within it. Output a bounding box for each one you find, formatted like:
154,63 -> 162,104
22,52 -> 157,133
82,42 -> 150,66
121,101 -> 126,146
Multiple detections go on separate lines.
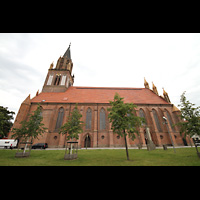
182,138 -> 188,146
84,135 -> 91,148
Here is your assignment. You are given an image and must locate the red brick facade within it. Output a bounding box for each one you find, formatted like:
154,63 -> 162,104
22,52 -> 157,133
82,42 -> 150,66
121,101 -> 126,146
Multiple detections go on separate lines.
9,45 -> 193,148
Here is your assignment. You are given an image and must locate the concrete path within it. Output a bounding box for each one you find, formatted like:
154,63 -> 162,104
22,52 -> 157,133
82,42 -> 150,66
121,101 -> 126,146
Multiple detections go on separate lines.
46,146 -> 194,150
0,146 -> 195,150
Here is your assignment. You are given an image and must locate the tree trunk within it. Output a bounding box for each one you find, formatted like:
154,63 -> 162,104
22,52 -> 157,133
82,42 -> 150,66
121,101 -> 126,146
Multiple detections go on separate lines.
70,143 -> 72,155
124,130 -> 130,160
23,138 -> 29,155
70,137 -> 73,155
29,138 -> 33,153
195,144 -> 200,158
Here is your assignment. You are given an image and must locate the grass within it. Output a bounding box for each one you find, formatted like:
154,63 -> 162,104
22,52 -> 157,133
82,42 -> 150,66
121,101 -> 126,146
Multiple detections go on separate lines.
0,148 -> 200,166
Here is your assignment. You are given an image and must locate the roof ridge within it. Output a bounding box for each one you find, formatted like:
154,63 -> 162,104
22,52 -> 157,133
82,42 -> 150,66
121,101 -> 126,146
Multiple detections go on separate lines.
74,86 -> 145,90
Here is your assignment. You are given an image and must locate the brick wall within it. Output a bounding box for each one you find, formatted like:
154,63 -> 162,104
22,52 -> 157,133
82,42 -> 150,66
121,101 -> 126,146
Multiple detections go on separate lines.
20,102 -> 189,148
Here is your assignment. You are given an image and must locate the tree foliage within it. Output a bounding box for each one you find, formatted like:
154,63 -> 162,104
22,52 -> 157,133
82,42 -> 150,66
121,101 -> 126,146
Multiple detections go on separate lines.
107,93 -> 144,160
177,91 -> 200,137
59,104 -> 84,141
11,104 -> 47,141
0,106 -> 15,138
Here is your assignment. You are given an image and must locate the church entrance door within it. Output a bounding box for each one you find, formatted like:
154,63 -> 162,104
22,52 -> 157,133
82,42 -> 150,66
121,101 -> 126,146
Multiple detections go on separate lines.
84,135 -> 91,148
182,138 -> 188,146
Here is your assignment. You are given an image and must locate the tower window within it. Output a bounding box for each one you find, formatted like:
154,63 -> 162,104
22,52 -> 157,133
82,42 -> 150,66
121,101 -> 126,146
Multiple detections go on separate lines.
54,74 -> 61,85
57,76 -> 61,85
60,75 -> 67,85
54,76 -> 58,85
47,75 -> 53,85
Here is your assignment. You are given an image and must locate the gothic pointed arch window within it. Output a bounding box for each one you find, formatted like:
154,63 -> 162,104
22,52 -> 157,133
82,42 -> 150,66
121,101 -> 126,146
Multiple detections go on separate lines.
35,106 -> 43,127
86,108 -> 92,129
47,75 -> 53,85
152,109 -> 162,132
127,113 -> 134,129
100,108 -> 106,130
139,108 -> 146,125
55,107 -> 64,131
165,110 -> 175,132
54,75 -> 58,85
54,75 -> 61,85
39,106 -> 43,117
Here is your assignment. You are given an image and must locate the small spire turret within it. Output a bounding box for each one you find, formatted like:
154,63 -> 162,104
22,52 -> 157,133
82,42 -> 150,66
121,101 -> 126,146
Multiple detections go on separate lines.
152,82 -> 159,96
144,77 -> 150,89
162,88 -> 171,103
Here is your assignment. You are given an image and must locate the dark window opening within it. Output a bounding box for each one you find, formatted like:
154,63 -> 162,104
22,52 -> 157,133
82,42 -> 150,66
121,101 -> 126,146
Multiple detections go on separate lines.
55,107 -> 64,131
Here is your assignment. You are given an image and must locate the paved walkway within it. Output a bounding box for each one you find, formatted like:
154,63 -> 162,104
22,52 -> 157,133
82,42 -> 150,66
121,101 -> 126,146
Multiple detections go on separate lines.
0,145 -> 195,150
46,146 -> 194,150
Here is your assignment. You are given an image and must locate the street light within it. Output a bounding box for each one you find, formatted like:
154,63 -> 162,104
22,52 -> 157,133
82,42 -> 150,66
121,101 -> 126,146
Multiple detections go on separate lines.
163,116 -> 176,153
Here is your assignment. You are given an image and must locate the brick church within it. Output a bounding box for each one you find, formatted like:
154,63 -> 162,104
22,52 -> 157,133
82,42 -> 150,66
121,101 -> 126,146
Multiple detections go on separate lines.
9,44 -> 193,148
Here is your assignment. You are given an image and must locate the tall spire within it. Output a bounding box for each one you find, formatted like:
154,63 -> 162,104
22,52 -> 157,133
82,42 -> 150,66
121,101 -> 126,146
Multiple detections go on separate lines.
63,43 -> 71,59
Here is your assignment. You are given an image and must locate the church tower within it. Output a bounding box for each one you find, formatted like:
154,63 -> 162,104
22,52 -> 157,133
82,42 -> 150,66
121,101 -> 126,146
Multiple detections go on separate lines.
42,44 -> 74,93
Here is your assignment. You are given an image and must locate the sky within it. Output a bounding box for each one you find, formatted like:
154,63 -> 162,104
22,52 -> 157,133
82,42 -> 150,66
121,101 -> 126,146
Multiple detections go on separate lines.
0,33 -> 200,121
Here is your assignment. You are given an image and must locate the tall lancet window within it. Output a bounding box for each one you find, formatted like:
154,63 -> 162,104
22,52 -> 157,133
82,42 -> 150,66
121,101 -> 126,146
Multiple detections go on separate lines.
47,75 -> 53,85
60,75 -> 67,85
55,107 -> 64,131
86,108 -> 92,129
100,108 -> 106,130
152,109 -> 162,132
139,109 -> 146,125
165,110 -> 175,132
54,75 -> 61,85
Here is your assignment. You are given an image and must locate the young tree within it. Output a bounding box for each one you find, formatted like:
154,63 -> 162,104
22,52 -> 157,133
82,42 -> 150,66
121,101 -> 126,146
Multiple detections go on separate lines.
176,92 -> 200,156
59,104 -> 84,143
107,93 -> 144,160
12,104 -> 47,153
177,91 -> 200,137
0,106 -> 15,138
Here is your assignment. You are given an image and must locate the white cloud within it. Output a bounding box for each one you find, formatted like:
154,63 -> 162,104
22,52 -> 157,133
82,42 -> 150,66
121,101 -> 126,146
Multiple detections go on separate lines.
1,33 -> 200,121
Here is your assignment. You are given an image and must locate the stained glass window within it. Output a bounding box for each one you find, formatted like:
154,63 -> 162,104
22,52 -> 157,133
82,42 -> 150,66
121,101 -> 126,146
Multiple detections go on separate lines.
152,109 -> 162,132
86,108 -> 92,129
166,110 -> 175,132
55,107 -> 64,131
100,108 -> 106,130
139,108 -> 146,125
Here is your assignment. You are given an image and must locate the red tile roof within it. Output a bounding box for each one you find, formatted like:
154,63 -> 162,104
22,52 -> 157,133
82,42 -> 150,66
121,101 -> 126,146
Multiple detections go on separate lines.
31,86 -> 169,105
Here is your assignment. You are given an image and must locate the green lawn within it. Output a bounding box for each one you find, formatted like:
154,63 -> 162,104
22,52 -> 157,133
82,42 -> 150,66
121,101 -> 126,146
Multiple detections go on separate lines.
0,148 -> 200,166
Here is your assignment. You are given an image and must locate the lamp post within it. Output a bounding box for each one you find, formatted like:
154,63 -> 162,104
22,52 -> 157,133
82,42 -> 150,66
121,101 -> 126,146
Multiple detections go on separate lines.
163,116 -> 176,153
